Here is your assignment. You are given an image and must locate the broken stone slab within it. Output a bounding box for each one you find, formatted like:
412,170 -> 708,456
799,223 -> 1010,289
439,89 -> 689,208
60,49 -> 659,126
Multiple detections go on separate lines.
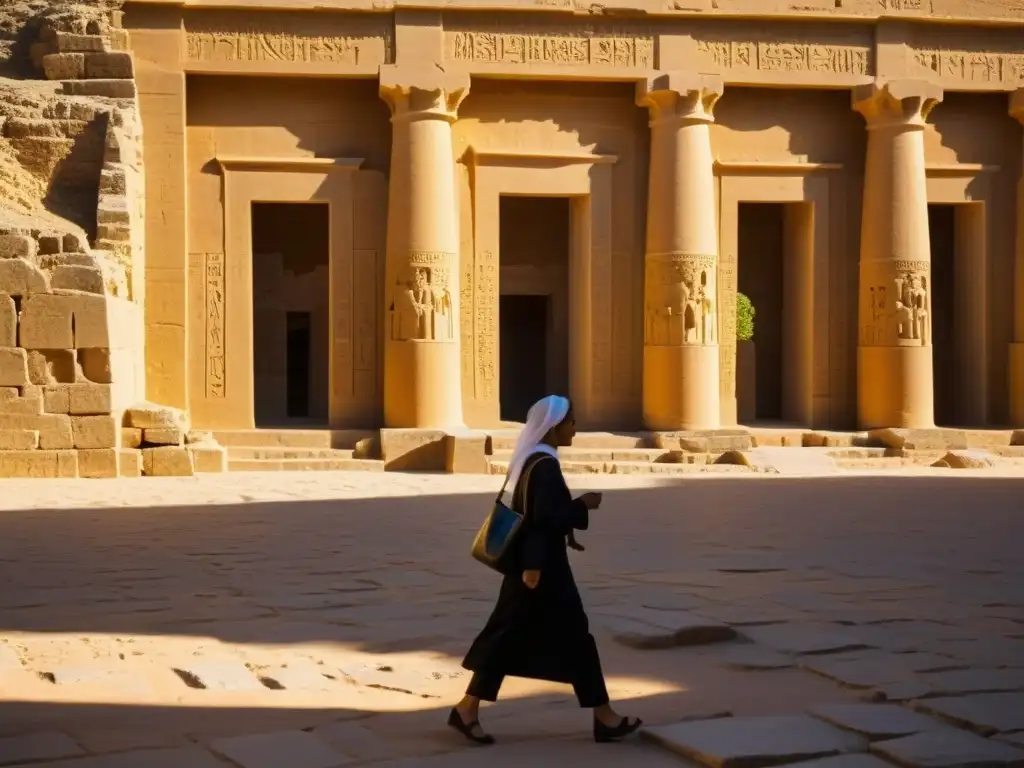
920,669 -> 1024,696
931,450 -> 999,469
643,715 -> 868,768
743,625 -> 870,656
713,450 -> 779,473
125,402 -> 190,430
171,661 -> 265,692
870,428 -> 968,451
872,680 -> 936,702
597,606 -> 736,649
809,704 -> 945,740
0,731 -> 85,764
209,730 -> 352,768
869,727 -> 1024,768
912,693 -> 1024,736
712,646 -> 795,671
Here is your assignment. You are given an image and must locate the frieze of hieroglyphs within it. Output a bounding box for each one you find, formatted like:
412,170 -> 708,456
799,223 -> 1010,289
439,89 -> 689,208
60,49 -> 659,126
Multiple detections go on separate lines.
447,28 -> 654,68
878,0 -> 927,10
476,251 -> 498,401
911,48 -> 1024,86
185,14 -> 392,65
695,38 -> 872,76
205,252 -> 226,398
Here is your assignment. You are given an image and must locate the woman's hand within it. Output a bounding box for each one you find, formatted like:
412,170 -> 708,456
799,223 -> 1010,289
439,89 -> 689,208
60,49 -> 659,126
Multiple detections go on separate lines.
579,492 -> 603,510
522,570 -> 541,589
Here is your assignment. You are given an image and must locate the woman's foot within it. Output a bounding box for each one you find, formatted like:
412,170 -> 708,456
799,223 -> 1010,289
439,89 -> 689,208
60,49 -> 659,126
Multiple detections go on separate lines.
448,707 -> 495,745
593,706 -> 642,743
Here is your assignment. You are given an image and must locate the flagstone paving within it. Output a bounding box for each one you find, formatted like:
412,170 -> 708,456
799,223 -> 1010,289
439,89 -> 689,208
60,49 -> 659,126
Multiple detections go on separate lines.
0,470 -> 1021,766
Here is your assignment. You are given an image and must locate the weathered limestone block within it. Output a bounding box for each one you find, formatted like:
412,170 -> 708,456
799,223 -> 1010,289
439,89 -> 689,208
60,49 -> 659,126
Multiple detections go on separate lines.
144,426 -> 184,446
54,32 -> 108,53
71,415 -> 118,449
37,234 -> 63,254
0,295 -> 14,348
121,427 -> 142,448
84,52 -> 133,79
0,349 -> 30,386
78,448 -> 118,478
78,348 -> 113,383
444,434 -> 488,474
21,292 -> 138,350
714,450 -> 778,473
0,259 -> 50,297
118,449 -> 141,477
142,446 -> 194,477
0,234 -> 37,260
126,402 -> 189,431
932,450 -> 999,470
189,443 -> 227,473
0,413 -> 73,449
97,196 -> 129,225
1011,430 -> 1024,447
0,389 -> 44,415
43,384 -> 112,414
43,385 -> 69,414
42,53 -> 85,80
185,430 -> 212,444
0,450 -> 77,478
870,428 -> 968,451
656,430 -> 753,453
27,350 -> 79,385
0,430 -> 39,449
380,429 -> 446,471
51,265 -> 104,294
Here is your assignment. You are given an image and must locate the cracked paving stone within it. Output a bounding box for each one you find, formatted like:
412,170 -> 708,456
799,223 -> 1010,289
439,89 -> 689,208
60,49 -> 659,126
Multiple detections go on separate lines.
801,654 -> 924,689
172,660 -> 266,692
872,681 -> 935,702
210,730 -> 352,768
0,731 -> 85,765
809,704 -> 945,740
743,625 -> 870,656
869,728 -> 1024,768
912,693 -> 1024,736
25,747 -> 226,768
775,756 -> 893,768
712,646 -> 795,671
642,715 -> 868,768
597,606 -> 737,650
919,669 -> 1024,696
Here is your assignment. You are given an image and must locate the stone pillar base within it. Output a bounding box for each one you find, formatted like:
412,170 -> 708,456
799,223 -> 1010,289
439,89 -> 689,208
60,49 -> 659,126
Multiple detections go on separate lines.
643,344 -> 721,430
858,345 -> 935,430
1010,343 -> 1024,426
384,343 -> 463,429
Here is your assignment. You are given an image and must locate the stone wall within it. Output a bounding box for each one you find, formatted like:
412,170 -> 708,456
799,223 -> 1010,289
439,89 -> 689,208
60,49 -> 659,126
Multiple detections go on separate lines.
0,9 -> 227,477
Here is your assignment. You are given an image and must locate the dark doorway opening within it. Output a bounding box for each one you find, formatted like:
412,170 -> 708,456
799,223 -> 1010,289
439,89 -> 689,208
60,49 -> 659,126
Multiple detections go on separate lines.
737,202 -> 785,422
498,196 -> 571,423
929,204 -> 956,427
251,202 -> 330,427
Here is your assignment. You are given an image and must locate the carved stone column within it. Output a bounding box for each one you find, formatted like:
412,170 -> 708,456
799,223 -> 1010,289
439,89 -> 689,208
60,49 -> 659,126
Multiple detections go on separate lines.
1010,89 -> 1024,426
637,73 -> 723,431
379,66 -> 468,428
853,80 -> 943,430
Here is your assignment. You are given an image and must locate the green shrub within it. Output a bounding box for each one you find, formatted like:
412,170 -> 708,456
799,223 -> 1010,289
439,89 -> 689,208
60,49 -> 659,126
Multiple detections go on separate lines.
736,292 -> 755,342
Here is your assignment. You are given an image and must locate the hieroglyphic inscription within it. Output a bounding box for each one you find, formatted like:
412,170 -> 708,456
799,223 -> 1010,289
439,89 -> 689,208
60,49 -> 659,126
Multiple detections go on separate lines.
592,247 -> 614,399
696,40 -> 871,76
476,252 -> 498,401
645,253 -> 718,347
353,250 -> 377,373
205,252 -> 225,398
862,260 -> 930,347
449,30 -> 654,68
460,245 -> 475,394
389,252 -> 456,343
718,259 -> 737,402
611,252 -> 633,399
912,49 -> 1024,86
879,0 -> 925,10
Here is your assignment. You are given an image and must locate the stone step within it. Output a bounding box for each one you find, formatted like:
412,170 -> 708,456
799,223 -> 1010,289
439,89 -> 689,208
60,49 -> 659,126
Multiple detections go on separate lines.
489,447 -> 671,462
212,429 -> 374,449
228,458 -> 384,472
487,431 -> 651,451
226,447 -> 356,461
487,459 -> 751,475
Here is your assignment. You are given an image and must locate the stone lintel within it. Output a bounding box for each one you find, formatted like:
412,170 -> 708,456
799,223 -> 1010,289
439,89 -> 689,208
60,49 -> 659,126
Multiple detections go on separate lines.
853,79 -> 943,129
1011,88 -> 1024,124
379,64 -> 470,121
636,72 -> 723,124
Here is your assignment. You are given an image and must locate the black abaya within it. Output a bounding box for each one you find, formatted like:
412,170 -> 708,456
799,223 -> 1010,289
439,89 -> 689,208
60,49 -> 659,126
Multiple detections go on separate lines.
461,452 -> 609,706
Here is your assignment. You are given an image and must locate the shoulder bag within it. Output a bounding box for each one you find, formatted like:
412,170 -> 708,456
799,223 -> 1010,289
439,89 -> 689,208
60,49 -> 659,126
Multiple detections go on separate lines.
470,456 -> 549,574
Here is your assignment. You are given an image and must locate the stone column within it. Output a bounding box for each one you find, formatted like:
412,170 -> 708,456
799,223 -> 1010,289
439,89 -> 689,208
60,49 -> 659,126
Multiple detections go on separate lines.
637,73 -> 723,431
379,66 -> 468,429
1010,89 -> 1024,426
853,80 -> 943,430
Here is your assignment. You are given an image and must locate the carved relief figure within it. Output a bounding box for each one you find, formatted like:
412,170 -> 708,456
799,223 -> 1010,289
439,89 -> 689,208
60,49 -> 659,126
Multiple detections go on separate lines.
894,272 -> 929,344
645,255 -> 717,347
389,266 -> 453,342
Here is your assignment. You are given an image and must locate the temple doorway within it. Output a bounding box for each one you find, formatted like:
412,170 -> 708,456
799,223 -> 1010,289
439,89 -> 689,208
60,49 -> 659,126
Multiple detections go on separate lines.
251,202 -> 330,426
498,196 -> 571,423
736,201 -> 814,425
928,202 -> 985,427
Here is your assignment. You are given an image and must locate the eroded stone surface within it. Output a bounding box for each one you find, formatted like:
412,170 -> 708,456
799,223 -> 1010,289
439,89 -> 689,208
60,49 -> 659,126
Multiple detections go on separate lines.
745,625 -> 870,656
598,606 -> 736,650
172,660 -> 264,692
869,728 -> 1024,768
643,715 -> 868,768
209,730 -> 351,768
920,669 -> 1024,696
913,693 -> 1024,735
809,703 -> 944,740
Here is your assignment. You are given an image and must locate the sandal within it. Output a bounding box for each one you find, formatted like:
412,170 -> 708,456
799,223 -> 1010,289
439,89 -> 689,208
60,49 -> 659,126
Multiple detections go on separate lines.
594,715 -> 643,743
448,708 -> 495,745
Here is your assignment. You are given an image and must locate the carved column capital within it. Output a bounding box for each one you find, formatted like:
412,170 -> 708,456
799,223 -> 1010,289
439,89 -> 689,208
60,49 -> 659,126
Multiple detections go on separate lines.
852,79 -> 943,131
379,65 -> 470,123
1011,88 -> 1024,125
636,72 -> 723,126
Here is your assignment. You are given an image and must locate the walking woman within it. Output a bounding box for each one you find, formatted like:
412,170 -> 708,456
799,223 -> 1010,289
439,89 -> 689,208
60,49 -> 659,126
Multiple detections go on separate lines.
449,395 -> 642,745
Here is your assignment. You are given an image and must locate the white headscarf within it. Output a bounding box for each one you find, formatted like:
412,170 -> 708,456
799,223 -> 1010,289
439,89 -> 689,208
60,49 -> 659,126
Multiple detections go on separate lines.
503,395 -> 570,493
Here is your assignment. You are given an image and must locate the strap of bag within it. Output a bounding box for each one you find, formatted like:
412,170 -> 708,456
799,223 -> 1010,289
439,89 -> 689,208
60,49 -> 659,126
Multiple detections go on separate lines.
495,453 -> 553,505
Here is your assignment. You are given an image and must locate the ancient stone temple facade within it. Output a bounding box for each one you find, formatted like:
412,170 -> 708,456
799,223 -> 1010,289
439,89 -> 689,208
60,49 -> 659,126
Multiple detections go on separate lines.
120,0 -> 1024,435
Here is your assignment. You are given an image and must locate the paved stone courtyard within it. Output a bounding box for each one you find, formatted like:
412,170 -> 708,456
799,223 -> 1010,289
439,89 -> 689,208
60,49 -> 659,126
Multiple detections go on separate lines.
0,470 -> 1022,767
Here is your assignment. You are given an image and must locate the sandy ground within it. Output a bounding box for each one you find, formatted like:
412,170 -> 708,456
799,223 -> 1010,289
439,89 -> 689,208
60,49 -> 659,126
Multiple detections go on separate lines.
0,468 -> 1022,766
